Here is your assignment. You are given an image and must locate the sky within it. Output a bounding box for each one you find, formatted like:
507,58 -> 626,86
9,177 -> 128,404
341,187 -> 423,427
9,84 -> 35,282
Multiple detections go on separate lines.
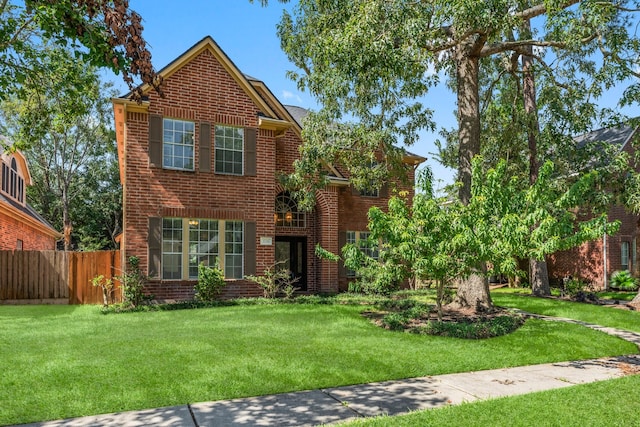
104,1 -> 637,191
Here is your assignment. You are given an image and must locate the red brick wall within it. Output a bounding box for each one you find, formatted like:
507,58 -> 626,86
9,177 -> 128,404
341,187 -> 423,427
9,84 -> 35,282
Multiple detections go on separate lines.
123,48 -> 277,300
336,166 -> 417,290
316,187 -> 340,293
546,205 -> 640,289
0,211 -> 56,250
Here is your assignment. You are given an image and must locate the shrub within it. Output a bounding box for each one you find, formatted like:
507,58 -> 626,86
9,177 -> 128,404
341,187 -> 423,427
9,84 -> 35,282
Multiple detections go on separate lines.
415,315 -> 525,339
610,270 -> 639,291
379,300 -> 430,330
382,312 -> 407,330
563,277 -> 589,297
117,256 -> 150,307
245,261 -> 300,299
194,262 -> 226,302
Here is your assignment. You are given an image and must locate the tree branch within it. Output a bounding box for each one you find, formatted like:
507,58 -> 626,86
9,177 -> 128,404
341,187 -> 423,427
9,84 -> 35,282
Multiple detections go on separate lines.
480,39 -> 568,57
515,1 -> 580,22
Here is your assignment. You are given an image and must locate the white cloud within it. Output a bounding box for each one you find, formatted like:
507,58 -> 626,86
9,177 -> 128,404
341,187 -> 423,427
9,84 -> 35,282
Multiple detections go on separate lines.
282,90 -> 303,103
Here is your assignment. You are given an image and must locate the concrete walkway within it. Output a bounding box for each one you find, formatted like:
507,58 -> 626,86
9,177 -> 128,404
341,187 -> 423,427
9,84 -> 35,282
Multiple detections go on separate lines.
13,315 -> 640,427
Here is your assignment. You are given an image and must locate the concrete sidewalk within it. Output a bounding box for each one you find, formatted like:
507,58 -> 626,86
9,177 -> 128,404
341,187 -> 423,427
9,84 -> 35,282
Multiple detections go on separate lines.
14,354 -> 640,427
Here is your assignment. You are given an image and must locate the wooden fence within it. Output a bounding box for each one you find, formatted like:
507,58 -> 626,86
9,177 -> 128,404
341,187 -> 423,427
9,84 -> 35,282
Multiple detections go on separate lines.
0,250 -> 122,305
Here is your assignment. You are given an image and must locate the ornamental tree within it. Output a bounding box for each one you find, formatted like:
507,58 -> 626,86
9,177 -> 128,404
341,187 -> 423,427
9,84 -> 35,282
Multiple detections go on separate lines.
345,159 -> 618,313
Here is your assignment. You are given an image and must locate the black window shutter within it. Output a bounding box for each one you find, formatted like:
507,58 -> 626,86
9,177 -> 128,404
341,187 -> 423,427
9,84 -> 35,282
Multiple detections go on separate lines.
380,183 -> 389,198
245,128 -> 257,176
338,231 -> 347,277
149,115 -> 163,167
244,221 -> 257,276
148,217 -> 162,278
199,122 -> 211,172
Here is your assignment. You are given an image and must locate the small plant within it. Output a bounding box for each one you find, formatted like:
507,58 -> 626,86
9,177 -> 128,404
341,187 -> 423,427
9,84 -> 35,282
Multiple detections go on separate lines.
563,277 -> 589,297
380,300 -> 430,330
194,262 -> 226,302
610,270 -> 639,291
91,274 -> 115,307
246,261 -> 300,299
117,256 -> 149,307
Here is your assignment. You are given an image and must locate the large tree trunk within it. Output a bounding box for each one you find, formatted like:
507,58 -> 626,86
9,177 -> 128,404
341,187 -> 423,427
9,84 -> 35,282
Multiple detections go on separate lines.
630,291 -> 640,310
450,40 -> 493,312
530,258 -> 551,296
522,21 -> 551,296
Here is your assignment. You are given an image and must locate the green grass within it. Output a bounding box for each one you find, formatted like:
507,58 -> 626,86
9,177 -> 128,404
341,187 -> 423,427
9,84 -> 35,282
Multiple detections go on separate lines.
597,291 -> 636,302
0,302 -> 637,425
343,375 -> 640,426
492,289 -> 640,333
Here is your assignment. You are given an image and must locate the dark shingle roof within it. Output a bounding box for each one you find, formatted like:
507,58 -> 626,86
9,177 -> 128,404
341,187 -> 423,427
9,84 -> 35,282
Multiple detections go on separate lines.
575,123 -> 638,150
284,105 -> 309,127
0,193 -> 57,231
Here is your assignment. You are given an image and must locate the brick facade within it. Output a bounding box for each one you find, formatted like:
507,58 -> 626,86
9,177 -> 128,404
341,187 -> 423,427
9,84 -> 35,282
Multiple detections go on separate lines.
0,211 -> 56,250
546,126 -> 640,289
113,36 -> 422,301
547,205 -> 639,289
0,151 -> 60,250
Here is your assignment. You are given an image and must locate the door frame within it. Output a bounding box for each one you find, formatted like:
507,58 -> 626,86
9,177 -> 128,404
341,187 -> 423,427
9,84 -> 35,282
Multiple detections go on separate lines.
275,236 -> 307,291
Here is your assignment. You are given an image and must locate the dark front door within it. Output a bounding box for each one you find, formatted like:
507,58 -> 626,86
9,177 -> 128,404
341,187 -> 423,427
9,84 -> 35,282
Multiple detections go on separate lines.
275,236 -> 307,291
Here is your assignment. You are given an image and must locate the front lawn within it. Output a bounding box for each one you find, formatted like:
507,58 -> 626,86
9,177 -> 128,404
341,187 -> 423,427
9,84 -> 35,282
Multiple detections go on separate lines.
0,301 -> 636,425
492,288 -> 640,333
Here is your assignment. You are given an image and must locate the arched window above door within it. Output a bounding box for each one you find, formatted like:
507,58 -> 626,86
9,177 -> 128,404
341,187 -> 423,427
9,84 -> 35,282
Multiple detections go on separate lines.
275,192 -> 305,227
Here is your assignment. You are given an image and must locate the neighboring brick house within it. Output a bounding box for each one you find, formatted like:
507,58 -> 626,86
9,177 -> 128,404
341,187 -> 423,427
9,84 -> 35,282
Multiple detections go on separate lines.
0,150 -> 61,250
547,123 -> 640,288
112,36 -> 424,300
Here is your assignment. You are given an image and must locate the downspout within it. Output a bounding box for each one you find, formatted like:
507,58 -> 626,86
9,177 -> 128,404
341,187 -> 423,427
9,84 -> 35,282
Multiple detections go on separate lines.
603,231 -> 608,290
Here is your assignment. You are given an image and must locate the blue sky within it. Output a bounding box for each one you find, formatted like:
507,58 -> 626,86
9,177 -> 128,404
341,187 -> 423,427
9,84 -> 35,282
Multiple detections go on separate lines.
105,1 -> 637,190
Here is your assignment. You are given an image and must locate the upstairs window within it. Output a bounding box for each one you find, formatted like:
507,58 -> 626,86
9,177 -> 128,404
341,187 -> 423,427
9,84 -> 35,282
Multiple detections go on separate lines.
360,187 -> 379,198
163,118 -> 195,170
352,161 -> 383,198
215,125 -> 243,175
1,157 -> 25,204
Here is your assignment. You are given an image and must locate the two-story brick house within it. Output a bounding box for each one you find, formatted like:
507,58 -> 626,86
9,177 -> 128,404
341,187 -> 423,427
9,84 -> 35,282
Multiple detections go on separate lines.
112,36 -> 424,300
546,123 -> 640,288
0,149 -> 61,250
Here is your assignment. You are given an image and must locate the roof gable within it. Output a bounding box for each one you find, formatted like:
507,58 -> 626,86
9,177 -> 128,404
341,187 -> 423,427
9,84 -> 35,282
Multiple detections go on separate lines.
133,36 -> 280,120
1,150 -> 31,185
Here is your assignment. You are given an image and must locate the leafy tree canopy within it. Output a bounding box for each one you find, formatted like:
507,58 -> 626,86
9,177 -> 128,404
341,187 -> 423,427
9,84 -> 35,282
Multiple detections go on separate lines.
0,0 -> 162,103
259,0 -> 639,204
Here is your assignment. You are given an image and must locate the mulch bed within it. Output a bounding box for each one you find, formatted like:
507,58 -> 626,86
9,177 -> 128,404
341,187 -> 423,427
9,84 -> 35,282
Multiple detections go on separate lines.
363,305 -> 523,330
